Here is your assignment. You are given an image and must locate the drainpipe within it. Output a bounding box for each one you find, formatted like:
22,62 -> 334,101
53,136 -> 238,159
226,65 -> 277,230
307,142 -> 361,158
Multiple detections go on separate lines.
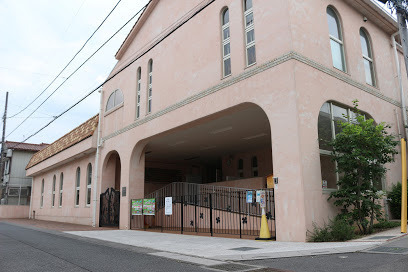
28,178 -> 33,219
92,87 -> 104,227
392,32 -> 408,138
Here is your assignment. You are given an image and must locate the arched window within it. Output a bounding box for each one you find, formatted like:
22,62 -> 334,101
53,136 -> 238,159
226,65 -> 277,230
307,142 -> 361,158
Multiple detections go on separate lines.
86,163 -> 92,206
318,102 -> 373,190
52,175 -> 56,207
75,167 -> 80,206
244,0 -> 256,66
40,179 -> 44,208
136,67 -> 142,118
222,8 -> 231,77
106,89 -> 124,112
238,159 -> 244,178
251,156 -> 258,177
147,60 -> 153,113
327,7 -> 346,72
59,173 -> 63,207
360,28 -> 376,86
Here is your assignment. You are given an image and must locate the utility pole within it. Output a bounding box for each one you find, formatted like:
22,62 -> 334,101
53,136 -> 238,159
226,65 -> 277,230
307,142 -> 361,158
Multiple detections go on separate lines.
0,92 -> 8,202
378,0 -> 408,233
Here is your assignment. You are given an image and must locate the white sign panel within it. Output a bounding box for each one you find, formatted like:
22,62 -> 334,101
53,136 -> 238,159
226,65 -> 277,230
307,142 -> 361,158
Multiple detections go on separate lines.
165,197 -> 172,215
259,190 -> 266,208
256,190 -> 261,202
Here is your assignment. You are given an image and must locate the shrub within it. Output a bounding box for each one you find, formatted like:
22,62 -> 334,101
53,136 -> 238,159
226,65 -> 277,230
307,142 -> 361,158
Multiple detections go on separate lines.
308,216 -> 355,242
373,220 -> 400,229
388,182 -> 408,219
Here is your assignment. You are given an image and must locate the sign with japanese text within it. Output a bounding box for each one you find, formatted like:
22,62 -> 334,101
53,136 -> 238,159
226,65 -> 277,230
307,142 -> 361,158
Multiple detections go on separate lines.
131,199 -> 143,215
143,198 -> 155,215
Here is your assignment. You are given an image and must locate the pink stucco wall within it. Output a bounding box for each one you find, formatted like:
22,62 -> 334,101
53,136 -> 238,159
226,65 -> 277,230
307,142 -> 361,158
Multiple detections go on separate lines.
30,154 -> 96,226
27,0 -> 408,241
0,205 -> 29,218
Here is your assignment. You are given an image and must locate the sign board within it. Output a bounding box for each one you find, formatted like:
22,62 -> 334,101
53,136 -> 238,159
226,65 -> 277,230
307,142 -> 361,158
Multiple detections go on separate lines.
165,197 -> 172,215
246,191 -> 253,203
322,180 -> 328,189
256,190 -> 261,202
143,198 -> 155,215
131,199 -> 143,215
259,190 -> 266,208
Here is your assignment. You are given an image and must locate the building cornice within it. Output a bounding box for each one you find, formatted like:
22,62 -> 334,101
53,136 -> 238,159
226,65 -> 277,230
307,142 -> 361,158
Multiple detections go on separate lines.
102,51 -> 401,141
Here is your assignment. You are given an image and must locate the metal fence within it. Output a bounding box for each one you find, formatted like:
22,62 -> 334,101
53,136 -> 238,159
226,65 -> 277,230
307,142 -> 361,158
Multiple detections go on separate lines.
130,182 -> 275,239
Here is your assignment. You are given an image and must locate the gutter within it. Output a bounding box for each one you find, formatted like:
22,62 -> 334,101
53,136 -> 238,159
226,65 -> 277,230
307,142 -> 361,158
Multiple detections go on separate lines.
92,88 -> 104,227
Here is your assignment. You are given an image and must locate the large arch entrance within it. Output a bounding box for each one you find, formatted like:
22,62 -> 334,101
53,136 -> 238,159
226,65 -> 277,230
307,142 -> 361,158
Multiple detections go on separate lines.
100,151 -> 121,227
130,103 -> 276,238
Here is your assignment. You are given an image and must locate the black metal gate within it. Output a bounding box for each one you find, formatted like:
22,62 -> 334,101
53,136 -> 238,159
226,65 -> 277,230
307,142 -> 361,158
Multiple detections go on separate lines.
130,182 -> 275,239
99,187 -> 120,227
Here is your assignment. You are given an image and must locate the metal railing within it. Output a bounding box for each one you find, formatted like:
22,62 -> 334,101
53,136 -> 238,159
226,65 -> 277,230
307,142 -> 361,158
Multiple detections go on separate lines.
130,182 -> 275,238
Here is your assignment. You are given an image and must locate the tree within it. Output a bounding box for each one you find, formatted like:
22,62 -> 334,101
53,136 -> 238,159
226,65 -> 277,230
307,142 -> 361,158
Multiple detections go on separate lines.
328,100 -> 399,234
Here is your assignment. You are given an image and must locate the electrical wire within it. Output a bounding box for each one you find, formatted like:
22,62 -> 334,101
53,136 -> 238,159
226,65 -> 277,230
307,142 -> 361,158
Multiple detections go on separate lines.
13,0 -> 216,147
8,0 -> 122,119
6,0 -> 144,138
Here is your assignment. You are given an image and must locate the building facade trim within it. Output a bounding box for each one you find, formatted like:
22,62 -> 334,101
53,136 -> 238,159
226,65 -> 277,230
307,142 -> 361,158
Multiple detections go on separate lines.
102,51 -> 401,142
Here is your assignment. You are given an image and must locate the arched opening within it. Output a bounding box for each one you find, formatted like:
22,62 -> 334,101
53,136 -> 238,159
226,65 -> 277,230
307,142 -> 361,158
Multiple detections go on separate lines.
100,151 -> 122,227
130,103 -> 275,238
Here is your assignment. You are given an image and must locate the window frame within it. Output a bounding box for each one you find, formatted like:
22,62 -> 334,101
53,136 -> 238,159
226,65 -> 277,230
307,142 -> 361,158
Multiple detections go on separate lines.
244,0 -> 256,67
147,60 -> 153,114
52,175 -> 56,207
221,8 -> 231,77
318,102 -> 369,191
75,167 -> 80,207
86,163 -> 92,207
136,67 -> 142,119
238,159 -> 244,178
59,173 -> 63,207
251,156 -> 258,177
359,28 -> 376,87
105,89 -> 124,113
327,6 -> 347,73
40,179 -> 44,208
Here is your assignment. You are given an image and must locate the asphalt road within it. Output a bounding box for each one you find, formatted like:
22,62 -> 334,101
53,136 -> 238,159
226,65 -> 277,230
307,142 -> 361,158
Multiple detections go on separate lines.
244,235 -> 408,272
0,222 -> 212,272
1,221 -> 407,272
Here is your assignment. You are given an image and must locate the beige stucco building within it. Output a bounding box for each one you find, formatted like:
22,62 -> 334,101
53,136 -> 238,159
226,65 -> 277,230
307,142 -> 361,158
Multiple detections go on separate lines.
26,0 -> 408,242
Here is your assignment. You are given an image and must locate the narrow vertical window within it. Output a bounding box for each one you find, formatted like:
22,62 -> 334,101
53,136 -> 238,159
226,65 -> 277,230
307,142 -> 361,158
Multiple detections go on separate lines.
86,164 -> 92,206
244,0 -> 256,66
52,175 -> 56,207
222,8 -> 231,77
59,173 -> 63,207
40,179 -> 44,208
360,29 -> 376,86
75,167 -> 80,206
136,67 -> 141,118
327,7 -> 346,72
238,159 -> 244,178
251,156 -> 258,177
147,60 -> 153,114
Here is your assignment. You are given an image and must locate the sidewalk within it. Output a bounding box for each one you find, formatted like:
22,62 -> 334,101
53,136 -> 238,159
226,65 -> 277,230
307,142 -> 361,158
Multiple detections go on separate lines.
2,219 -> 406,261
64,227 -> 407,261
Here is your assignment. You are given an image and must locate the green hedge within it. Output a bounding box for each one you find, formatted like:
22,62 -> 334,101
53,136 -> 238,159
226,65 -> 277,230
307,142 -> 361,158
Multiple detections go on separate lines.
388,182 -> 408,219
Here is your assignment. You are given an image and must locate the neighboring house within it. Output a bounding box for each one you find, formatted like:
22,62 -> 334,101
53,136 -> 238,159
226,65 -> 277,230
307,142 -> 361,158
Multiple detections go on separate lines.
26,0 -> 408,242
1,141 -> 48,205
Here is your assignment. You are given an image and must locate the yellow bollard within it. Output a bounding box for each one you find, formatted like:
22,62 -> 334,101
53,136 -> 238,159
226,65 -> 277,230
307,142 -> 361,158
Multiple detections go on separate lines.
402,139 -> 407,233
256,207 -> 272,240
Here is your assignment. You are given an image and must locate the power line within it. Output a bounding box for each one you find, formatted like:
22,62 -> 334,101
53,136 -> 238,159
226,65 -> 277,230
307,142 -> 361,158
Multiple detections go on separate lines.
16,0 -> 216,147
8,0 -> 122,119
6,0 -> 144,138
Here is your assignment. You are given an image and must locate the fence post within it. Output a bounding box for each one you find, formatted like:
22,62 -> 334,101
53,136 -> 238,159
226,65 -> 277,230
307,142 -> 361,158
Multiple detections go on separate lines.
194,194 -> 197,232
209,193 -> 213,236
238,191 -> 242,239
181,190 -> 184,234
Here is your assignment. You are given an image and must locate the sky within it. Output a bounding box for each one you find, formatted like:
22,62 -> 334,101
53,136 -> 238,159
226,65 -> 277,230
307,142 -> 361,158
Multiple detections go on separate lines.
0,0 -> 395,145
0,0 -> 148,145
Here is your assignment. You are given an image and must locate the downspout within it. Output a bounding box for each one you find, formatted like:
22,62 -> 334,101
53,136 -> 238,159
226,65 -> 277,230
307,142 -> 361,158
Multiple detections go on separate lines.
28,178 -> 33,219
392,32 -> 408,138
92,87 -> 104,227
